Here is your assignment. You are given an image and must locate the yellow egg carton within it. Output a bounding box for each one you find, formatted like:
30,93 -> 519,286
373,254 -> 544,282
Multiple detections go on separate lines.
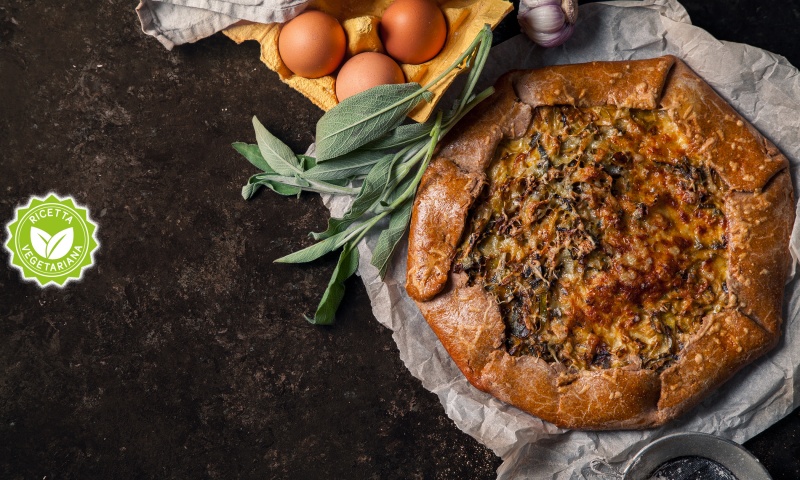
223,0 -> 513,122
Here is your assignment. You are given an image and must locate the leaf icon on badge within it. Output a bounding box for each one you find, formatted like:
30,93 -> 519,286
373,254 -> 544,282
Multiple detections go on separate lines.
30,226 -> 74,260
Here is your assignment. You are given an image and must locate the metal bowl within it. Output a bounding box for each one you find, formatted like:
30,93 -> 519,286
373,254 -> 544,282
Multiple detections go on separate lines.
623,432 -> 771,480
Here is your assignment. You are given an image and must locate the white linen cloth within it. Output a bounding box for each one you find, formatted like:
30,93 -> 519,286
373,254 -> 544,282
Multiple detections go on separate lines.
135,0 -> 309,49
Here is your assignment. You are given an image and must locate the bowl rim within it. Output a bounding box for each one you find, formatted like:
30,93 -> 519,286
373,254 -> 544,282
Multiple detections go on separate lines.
622,431 -> 771,480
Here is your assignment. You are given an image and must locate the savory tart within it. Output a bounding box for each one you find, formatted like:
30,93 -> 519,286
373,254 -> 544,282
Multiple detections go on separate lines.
405,56 -> 794,429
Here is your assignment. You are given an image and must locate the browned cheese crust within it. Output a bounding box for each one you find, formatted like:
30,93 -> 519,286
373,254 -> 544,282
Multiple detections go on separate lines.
406,56 -> 795,430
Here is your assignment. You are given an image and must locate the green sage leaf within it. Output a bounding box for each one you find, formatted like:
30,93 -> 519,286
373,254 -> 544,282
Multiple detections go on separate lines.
315,83 -> 427,161
241,181 -> 262,200
362,121 -> 434,150
243,173 -> 303,198
274,222 -> 359,263
252,116 -> 301,177
379,169 -> 416,209
305,244 -> 360,325
310,153 -> 395,241
302,150 -> 389,181
262,182 -> 301,196
233,142 -> 277,174
383,139 -> 428,193
298,154 -> 316,171
249,173 -> 359,196
251,177 -> 303,196
370,198 -> 413,279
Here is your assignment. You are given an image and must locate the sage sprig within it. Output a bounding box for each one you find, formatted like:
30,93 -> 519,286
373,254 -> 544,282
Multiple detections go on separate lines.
315,83 -> 432,161
234,25 -> 495,324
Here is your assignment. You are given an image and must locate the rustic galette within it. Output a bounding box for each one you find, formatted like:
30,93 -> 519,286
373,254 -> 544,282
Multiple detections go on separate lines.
406,56 -> 794,429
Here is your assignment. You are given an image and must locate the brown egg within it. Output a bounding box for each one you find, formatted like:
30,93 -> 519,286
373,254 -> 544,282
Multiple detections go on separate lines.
278,11 -> 346,79
380,0 -> 447,65
335,52 -> 406,102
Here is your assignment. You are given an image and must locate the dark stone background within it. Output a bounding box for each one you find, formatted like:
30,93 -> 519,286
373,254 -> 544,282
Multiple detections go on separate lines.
1,0 -> 798,478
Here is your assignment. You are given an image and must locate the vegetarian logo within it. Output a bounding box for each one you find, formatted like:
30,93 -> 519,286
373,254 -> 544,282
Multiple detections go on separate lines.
4,194 -> 99,287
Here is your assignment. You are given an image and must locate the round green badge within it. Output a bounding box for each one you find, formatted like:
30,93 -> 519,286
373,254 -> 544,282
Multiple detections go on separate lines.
4,194 -> 99,287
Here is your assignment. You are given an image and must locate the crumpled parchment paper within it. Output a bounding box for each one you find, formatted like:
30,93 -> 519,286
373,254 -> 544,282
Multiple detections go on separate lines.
320,0 -> 800,477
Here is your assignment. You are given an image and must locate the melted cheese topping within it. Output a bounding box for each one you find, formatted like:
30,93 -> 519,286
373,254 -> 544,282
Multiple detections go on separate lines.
454,106 -> 730,371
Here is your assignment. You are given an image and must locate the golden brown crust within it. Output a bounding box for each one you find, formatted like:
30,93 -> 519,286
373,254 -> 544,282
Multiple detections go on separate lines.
420,272 -> 665,429
416,273 -> 505,378
437,73 -> 533,174
406,160 -> 483,301
514,56 -> 675,110
406,56 -> 795,430
726,169 -> 795,335
657,311 -> 774,418
659,60 -> 789,191
482,351 -> 664,429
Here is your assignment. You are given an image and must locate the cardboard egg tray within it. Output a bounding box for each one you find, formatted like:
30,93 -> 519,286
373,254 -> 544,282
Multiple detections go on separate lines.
223,0 -> 513,122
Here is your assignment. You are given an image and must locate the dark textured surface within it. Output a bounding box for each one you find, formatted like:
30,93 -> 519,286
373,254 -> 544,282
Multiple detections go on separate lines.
0,0 -> 798,479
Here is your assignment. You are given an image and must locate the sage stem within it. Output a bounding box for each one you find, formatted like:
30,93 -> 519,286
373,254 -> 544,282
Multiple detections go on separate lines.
420,26 -> 492,92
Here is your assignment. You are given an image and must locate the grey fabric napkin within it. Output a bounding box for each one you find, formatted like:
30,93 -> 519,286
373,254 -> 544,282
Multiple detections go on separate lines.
136,0 -> 309,49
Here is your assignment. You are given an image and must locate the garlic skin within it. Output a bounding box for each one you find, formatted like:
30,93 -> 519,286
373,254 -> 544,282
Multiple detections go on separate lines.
519,0 -> 578,48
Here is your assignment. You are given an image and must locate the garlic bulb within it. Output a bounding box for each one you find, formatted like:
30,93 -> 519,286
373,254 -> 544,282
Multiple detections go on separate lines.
518,0 -> 578,48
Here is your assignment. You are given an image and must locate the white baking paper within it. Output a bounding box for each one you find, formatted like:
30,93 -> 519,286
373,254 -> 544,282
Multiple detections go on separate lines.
322,0 -> 800,477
